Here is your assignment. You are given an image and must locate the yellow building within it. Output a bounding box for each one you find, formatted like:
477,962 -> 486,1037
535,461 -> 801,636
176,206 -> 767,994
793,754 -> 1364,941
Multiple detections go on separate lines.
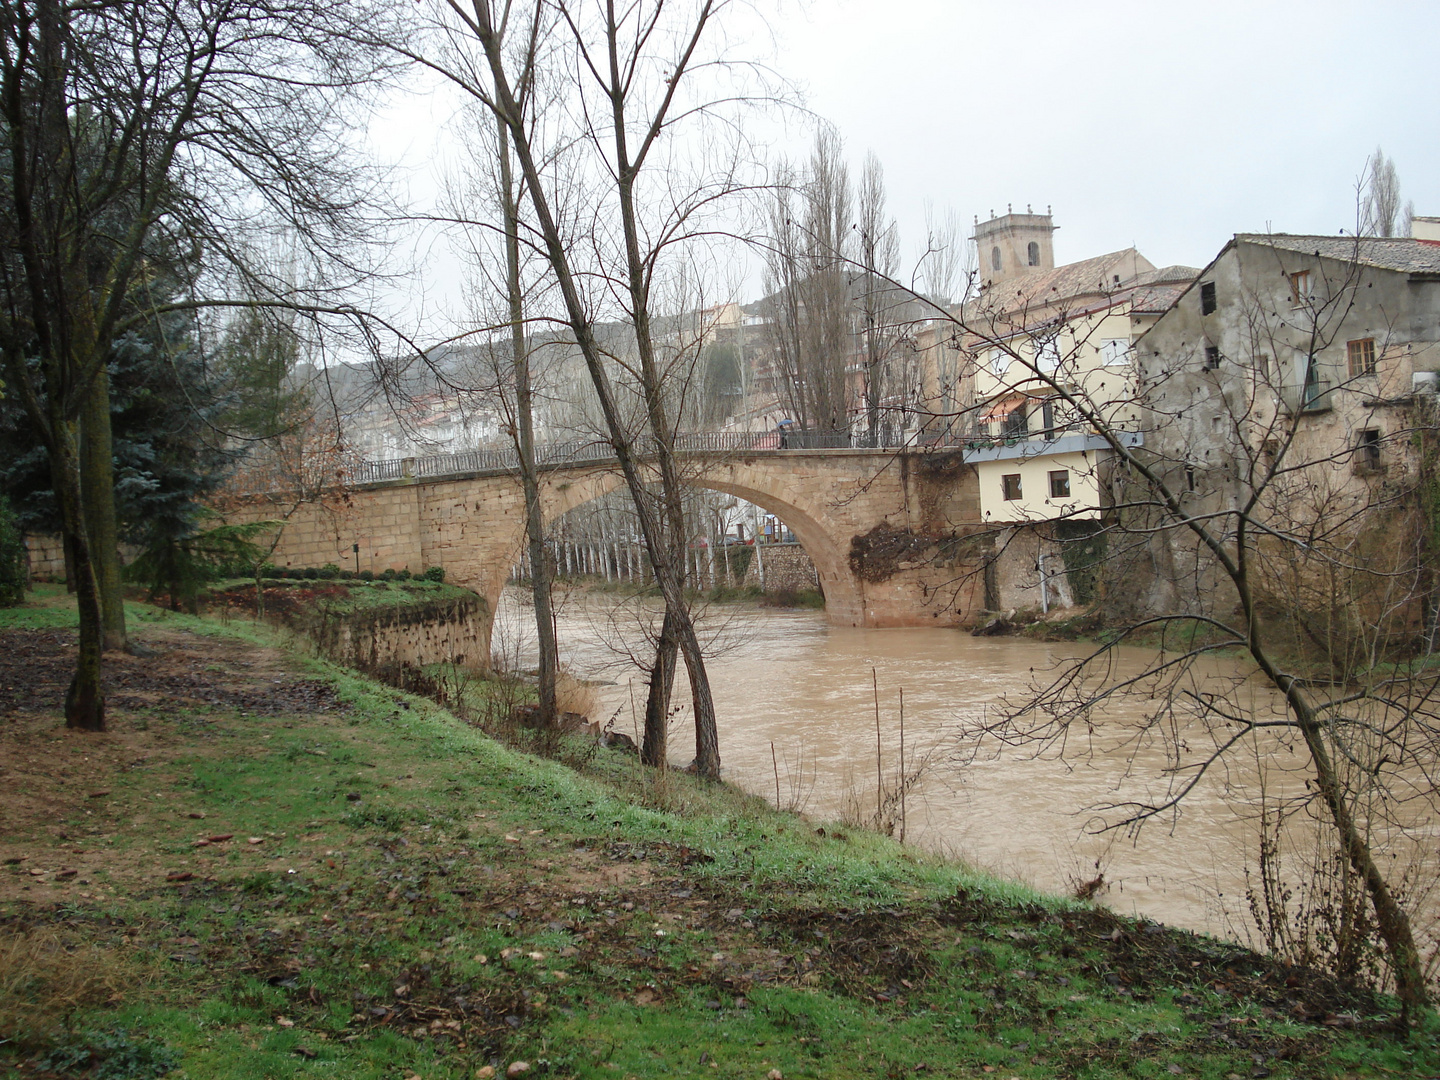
918,209 -> 1194,524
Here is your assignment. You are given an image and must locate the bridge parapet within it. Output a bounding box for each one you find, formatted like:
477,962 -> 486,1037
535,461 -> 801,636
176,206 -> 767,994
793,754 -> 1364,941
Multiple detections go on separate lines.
225,429 -> 927,496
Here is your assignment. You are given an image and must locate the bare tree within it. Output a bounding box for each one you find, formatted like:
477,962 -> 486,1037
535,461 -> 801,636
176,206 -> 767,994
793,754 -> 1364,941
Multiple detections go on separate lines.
939,235 -> 1438,1018
407,0 -> 775,777
435,19 -> 565,729
1362,146 -> 1403,238
496,111 -> 563,727
856,151 -> 901,447
763,132 -> 853,437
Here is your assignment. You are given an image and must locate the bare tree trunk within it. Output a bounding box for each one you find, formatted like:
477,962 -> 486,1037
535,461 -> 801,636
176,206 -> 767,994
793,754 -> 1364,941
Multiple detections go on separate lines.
642,610 -> 677,766
80,367 -> 126,651
1298,713 -> 1426,1019
498,120 -> 559,729
51,415 -> 105,731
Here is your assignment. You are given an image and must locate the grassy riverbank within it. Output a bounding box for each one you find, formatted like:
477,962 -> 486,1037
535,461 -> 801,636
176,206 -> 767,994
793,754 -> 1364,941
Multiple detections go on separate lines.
547,577 -> 827,610
204,577 -> 481,620
1,592 -> 1436,1079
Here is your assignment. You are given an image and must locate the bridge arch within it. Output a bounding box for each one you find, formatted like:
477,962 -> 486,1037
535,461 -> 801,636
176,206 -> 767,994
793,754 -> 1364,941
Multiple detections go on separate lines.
524,464 -> 864,625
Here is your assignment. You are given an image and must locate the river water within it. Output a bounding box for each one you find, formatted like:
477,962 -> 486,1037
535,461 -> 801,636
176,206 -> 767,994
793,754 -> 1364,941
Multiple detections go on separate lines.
492,586 -> 1434,948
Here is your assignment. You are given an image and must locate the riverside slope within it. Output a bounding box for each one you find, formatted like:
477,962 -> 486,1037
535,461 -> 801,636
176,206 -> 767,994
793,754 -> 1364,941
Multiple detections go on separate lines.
0,592 -> 1434,1079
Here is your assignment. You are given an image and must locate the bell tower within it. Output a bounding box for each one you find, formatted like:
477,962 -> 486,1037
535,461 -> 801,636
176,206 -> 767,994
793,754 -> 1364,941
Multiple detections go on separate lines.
974,205 -> 1056,287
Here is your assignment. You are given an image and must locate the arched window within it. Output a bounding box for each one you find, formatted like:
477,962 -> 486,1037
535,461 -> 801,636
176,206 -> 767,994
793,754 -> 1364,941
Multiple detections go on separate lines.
991,246 -> 1002,272
1027,241 -> 1040,266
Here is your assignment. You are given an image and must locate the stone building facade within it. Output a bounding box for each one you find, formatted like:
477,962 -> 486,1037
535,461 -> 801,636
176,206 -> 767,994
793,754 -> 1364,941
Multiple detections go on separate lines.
1125,234 -> 1440,621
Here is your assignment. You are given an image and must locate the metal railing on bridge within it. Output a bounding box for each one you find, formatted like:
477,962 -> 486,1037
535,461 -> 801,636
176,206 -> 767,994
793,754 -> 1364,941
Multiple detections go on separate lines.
228,427 -> 919,495
350,429 -> 905,485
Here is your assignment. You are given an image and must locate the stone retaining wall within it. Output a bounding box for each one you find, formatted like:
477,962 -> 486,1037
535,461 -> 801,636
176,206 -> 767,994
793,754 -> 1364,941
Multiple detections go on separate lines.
305,595 -> 490,673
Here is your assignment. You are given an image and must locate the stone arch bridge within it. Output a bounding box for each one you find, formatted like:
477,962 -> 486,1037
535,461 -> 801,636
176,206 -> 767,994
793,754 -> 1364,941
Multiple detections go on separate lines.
216,436 -> 987,662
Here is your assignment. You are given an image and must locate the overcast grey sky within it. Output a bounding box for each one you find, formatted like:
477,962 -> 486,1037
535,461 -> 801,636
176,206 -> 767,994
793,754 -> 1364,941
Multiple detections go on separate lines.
771,0 -> 1440,274
374,0 -> 1440,327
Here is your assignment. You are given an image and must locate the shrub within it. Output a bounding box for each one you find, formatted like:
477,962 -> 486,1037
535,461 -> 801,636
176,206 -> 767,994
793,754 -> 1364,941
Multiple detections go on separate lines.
318,562 -> 340,580
424,565 -> 446,582
380,567 -> 396,581
260,562 -> 280,579
37,1029 -> 180,1080
396,568 -> 412,581
339,569 -> 356,580
302,567 -> 319,580
125,513 -> 279,611
359,570 -> 374,582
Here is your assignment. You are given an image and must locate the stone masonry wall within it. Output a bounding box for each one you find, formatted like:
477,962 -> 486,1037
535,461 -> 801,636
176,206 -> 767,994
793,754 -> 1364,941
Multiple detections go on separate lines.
214,484 -> 426,575
740,543 -> 819,593
25,534 -> 65,581
308,595 -> 490,673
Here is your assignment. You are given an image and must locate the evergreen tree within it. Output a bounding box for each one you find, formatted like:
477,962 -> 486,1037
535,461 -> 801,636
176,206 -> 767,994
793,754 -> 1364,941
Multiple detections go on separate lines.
0,495 -> 27,606
0,307 -> 239,558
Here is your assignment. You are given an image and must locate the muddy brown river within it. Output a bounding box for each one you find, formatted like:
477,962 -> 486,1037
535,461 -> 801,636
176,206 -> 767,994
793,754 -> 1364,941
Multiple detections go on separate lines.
493,587 -> 1438,952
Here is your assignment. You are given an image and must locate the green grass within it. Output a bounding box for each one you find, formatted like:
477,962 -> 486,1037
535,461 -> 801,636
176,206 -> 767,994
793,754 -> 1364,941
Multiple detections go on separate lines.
211,577 -> 479,614
1,594 -> 1435,1079
0,581 -> 93,629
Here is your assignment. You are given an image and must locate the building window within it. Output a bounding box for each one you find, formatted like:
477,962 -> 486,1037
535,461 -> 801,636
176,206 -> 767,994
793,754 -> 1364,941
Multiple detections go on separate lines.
1200,281 -> 1217,315
1202,344 -> 1221,370
1027,241 -> 1040,266
991,347 -> 1010,376
1048,470 -> 1070,498
1003,404 -> 1028,439
1100,339 -> 1129,366
1290,270 -> 1311,305
1033,336 -> 1060,373
1299,352 -> 1326,408
1348,338 -> 1377,377
991,246 -> 1002,272
1040,398 -> 1056,435
1002,473 -> 1023,501
1358,428 -> 1382,470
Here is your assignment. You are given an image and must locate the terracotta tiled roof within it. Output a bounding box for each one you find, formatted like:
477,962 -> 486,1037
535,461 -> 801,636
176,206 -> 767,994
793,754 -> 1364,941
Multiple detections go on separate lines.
970,248 -> 1153,318
1138,264 -> 1200,285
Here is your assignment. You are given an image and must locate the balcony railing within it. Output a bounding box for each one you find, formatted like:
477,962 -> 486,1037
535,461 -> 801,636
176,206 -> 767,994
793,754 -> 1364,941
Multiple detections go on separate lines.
1281,377 -> 1333,415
